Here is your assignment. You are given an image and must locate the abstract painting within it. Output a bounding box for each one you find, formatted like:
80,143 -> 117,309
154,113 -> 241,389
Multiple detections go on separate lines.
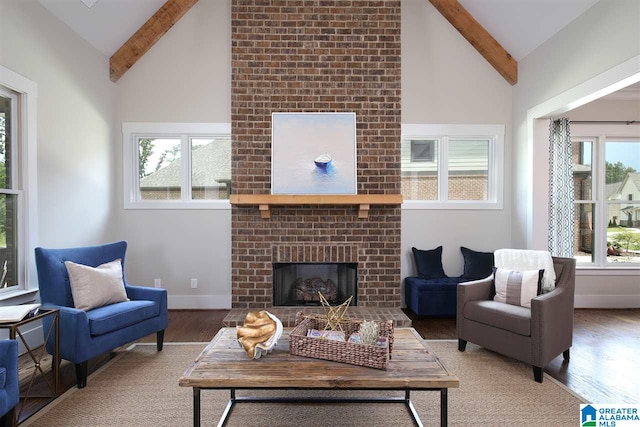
271,112 -> 357,195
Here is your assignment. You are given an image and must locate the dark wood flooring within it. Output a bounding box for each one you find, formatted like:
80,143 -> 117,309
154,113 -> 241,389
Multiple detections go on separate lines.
15,308 -> 640,424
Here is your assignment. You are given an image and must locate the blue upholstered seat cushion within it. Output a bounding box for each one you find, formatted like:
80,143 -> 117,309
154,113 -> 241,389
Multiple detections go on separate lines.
404,276 -> 466,317
460,246 -> 494,280
407,276 -> 465,290
411,246 -> 447,279
0,367 -> 5,389
87,300 -> 159,336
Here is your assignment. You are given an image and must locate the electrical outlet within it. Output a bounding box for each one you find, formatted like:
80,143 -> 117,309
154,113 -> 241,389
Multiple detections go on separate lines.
154,279 -> 161,288
190,278 -> 198,289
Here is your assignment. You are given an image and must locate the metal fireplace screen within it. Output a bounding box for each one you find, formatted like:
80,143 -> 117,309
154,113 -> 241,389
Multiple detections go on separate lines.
272,262 -> 357,306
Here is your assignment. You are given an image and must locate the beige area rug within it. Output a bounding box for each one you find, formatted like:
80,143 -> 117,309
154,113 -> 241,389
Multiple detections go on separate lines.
23,341 -> 585,427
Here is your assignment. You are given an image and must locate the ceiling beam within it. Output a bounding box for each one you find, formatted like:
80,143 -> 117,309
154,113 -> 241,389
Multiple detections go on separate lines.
109,0 -> 198,82
428,0 -> 518,85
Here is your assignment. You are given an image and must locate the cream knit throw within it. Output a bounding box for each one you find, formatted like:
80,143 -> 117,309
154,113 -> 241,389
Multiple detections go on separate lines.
494,249 -> 556,293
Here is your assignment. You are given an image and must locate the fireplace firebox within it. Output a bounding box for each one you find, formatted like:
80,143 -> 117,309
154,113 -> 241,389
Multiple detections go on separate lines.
272,263 -> 357,306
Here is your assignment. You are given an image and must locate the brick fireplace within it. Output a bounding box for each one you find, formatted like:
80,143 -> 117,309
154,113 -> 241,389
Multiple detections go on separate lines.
230,0 -> 402,310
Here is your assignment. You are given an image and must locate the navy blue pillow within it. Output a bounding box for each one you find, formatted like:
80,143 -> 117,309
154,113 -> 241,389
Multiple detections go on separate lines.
412,246 -> 447,279
460,247 -> 494,280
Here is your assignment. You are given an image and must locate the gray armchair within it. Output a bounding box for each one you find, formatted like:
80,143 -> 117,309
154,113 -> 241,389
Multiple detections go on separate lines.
457,256 -> 576,382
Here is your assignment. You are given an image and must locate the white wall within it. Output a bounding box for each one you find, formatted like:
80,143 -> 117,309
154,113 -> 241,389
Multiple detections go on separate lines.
0,0 -> 117,348
114,0 -> 515,308
567,98 -> 640,122
114,0 -> 232,308
0,1 -> 116,250
6,0 -> 633,309
401,0 -> 513,282
512,0 -> 640,307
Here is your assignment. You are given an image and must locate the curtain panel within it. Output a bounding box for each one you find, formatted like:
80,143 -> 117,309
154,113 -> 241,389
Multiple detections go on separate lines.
548,118 -> 575,258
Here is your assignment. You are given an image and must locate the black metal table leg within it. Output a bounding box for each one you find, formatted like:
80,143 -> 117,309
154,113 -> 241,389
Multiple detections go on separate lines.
217,389 -> 236,427
193,388 -> 200,427
405,390 -> 424,427
441,388 -> 448,427
201,387 -> 444,426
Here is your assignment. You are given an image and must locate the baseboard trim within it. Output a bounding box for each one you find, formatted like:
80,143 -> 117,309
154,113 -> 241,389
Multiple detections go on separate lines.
575,294 -> 640,308
168,295 -> 231,309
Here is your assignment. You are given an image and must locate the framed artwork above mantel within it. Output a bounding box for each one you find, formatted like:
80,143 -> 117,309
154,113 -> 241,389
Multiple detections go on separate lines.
271,112 -> 357,195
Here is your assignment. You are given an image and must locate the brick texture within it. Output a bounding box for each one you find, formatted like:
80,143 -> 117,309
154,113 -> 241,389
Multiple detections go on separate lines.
231,0 -> 401,309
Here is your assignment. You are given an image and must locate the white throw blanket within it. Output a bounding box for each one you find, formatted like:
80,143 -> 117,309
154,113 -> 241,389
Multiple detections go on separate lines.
494,249 -> 556,293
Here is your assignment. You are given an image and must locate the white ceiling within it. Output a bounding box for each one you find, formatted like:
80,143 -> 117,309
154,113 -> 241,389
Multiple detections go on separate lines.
458,0 -> 600,61
38,0 -> 601,60
38,0 -> 166,57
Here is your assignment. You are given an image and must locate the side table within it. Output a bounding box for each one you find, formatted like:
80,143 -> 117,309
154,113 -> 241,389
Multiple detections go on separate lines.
0,308 -> 59,424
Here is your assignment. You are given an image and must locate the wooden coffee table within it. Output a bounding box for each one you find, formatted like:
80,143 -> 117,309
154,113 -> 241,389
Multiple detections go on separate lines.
179,327 -> 459,427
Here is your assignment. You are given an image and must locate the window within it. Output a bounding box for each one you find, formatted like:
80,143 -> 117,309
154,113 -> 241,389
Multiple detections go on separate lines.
401,124 -> 504,209
123,123 -> 231,209
0,88 -> 18,291
0,66 -> 37,298
410,140 -> 435,162
573,137 -> 640,265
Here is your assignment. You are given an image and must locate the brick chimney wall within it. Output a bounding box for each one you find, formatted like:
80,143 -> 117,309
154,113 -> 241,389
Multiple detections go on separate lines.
231,0 -> 401,309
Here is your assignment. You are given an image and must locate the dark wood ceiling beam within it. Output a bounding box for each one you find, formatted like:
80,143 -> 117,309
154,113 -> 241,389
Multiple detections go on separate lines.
109,0 -> 198,82
428,0 -> 518,85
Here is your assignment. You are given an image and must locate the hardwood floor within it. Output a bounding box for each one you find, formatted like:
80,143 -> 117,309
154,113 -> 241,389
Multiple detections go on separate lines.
405,308 -> 640,404
15,308 -> 640,424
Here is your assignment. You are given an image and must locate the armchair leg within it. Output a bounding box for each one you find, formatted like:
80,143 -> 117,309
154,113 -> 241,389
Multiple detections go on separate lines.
532,366 -> 543,383
157,330 -> 165,352
0,407 -> 15,427
458,339 -> 467,352
75,361 -> 88,389
563,349 -> 570,361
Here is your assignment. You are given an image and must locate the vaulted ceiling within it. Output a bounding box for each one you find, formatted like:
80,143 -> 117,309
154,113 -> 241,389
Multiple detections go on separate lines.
38,0 -> 601,84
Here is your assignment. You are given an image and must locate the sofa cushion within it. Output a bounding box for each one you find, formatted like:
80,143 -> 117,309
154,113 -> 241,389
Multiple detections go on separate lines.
493,267 -> 543,308
464,300 -> 531,336
411,246 -> 447,279
0,367 -> 5,389
65,259 -> 129,311
460,247 -> 494,280
87,300 -> 159,336
404,277 -> 467,317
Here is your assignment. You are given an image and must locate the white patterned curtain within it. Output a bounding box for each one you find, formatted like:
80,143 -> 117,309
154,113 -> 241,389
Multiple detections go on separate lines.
548,118 -> 575,257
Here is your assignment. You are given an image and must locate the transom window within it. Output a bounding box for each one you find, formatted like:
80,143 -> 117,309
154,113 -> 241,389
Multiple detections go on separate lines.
123,123 -> 231,209
401,124 -> 504,209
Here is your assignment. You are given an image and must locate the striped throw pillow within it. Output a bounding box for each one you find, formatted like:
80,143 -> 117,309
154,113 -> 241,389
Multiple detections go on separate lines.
493,267 -> 544,308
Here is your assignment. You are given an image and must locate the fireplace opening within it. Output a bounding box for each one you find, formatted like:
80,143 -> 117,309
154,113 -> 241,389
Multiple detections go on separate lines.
272,262 -> 357,306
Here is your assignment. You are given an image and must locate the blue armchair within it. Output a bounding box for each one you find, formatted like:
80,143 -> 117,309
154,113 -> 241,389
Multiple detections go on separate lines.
0,340 -> 18,426
35,241 -> 168,388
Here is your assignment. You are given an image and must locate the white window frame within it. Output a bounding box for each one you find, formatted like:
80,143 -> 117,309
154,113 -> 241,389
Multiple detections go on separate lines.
574,132 -> 640,268
401,124 -> 505,210
123,123 -> 232,210
0,65 -> 38,302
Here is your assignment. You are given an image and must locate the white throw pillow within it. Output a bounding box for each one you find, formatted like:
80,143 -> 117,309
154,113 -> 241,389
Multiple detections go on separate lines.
493,267 -> 543,308
65,259 -> 129,311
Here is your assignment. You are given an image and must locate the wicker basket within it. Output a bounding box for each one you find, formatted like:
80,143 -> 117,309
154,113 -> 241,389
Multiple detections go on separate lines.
289,312 -> 394,370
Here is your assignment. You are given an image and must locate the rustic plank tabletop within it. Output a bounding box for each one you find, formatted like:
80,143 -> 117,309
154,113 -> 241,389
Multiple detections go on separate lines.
180,327 -> 459,390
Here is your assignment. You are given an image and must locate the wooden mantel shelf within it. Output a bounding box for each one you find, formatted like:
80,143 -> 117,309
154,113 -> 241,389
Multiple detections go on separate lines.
229,194 -> 403,219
